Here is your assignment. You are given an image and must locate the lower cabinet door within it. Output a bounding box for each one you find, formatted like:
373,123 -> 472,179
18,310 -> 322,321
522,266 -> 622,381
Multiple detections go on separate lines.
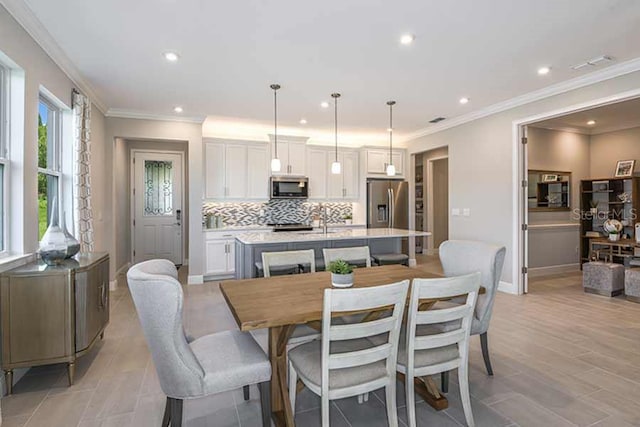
205,240 -> 230,275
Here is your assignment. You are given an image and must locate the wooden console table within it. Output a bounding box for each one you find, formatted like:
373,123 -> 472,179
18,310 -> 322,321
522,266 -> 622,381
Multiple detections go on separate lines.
589,238 -> 636,263
0,253 -> 109,394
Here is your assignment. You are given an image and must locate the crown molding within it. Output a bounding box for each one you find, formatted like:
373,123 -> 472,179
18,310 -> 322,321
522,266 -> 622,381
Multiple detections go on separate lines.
0,0 -> 108,113
106,108 -> 206,124
403,56 -> 640,142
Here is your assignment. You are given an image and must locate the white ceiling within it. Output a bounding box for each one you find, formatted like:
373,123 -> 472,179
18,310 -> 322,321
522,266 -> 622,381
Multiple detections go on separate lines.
17,0 -> 640,141
532,96 -> 640,135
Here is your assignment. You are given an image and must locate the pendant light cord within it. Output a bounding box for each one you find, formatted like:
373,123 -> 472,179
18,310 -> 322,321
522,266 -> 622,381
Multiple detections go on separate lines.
274,88 -> 278,158
387,101 -> 395,163
334,96 -> 338,162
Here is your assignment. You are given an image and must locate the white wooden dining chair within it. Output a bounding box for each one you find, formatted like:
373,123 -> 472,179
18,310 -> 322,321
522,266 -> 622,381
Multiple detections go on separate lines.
322,246 -> 372,269
262,249 -> 321,346
288,280 -> 410,427
400,273 -> 480,427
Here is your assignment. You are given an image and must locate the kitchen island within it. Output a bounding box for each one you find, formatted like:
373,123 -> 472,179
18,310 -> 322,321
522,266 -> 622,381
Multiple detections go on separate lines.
234,228 -> 430,279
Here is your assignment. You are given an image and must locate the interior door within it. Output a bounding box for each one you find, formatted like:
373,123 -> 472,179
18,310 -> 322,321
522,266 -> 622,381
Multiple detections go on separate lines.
133,151 -> 184,265
521,126 -> 529,294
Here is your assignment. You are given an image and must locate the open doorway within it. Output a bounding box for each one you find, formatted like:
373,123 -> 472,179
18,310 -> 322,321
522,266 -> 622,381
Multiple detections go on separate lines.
414,147 -> 449,254
516,94 -> 640,294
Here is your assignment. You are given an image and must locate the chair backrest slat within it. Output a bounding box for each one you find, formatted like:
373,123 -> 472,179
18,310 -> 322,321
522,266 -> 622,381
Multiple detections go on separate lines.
330,317 -> 395,341
328,343 -> 393,369
323,246 -> 371,269
416,304 -> 472,324
414,329 -> 466,350
262,249 -> 315,277
321,280 -> 409,395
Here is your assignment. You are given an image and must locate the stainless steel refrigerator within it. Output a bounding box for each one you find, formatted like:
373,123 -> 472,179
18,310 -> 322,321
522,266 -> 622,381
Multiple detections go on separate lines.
367,179 -> 409,229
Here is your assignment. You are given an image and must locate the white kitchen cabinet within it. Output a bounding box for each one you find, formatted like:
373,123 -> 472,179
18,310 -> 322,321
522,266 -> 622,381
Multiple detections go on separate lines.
307,147 -> 328,199
225,144 -> 247,199
204,143 -> 225,199
204,139 -> 269,200
365,149 -> 405,177
327,150 -> 359,200
271,141 -> 307,176
204,234 -> 236,277
247,145 -> 269,198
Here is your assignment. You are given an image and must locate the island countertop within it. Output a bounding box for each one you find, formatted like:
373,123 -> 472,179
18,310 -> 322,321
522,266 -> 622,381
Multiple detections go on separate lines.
235,228 -> 431,245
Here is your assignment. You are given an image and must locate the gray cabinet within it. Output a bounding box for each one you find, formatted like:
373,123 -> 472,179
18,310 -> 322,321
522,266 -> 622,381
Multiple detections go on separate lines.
1,253 -> 109,394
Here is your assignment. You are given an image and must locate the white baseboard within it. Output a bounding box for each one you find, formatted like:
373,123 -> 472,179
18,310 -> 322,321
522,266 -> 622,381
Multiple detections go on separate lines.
498,280 -> 518,295
528,263 -> 580,278
188,275 -> 204,285
408,258 -> 417,267
109,279 -> 118,291
110,262 -> 131,291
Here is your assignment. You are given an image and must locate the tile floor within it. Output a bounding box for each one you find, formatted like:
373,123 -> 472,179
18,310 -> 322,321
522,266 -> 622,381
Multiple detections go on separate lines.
2,257 -> 640,426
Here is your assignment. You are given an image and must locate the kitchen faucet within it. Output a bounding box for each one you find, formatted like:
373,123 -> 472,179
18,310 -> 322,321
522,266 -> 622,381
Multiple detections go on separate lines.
321,203 -> 328,234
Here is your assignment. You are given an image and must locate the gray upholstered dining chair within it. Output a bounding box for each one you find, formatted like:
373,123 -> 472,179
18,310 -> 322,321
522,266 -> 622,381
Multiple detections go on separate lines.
127,260 -> 272,427
438,240 -> 506,389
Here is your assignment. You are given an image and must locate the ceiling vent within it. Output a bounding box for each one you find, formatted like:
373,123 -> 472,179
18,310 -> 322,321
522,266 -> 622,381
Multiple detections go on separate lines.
429,117 -> 446,124
571,55 -> 614,71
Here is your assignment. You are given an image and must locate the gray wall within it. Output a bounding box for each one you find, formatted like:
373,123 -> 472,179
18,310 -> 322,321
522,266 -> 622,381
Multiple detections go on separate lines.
105,118 -> 203,283
407,70 -> 640,287
590,126 -> 640,178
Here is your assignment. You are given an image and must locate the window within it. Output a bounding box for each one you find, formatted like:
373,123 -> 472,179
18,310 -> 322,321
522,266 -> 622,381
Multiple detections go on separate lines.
38,97 -> 61,239
0,65 -> 8,252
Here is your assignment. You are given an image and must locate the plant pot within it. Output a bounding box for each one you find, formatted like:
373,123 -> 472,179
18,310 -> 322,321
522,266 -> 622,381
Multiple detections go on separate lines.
344,219 -> 353,225
331,272 -> 354,288
609,233 -> 620,242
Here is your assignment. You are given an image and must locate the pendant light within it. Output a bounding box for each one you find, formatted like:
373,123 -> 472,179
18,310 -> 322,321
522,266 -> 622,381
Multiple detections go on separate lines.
331,92 -> 342,174
386,100 -> 396,176
270,84 -> 282,172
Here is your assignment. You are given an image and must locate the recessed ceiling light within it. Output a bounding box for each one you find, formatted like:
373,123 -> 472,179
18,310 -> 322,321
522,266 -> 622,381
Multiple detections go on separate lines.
299,118 -> 307,124
459,97 -> 470,105
173,106 -> 183,113
400,34 -> 415,45
587,120 -> 596,125
320,101 -> 329,108
538,66 -> 551,75
164,51 -> 180,62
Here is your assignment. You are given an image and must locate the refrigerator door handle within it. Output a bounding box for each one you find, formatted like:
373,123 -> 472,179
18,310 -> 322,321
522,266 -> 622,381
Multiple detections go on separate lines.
390,188 -> 395,228
368,183 -> 373,227
387,188 -> 392,228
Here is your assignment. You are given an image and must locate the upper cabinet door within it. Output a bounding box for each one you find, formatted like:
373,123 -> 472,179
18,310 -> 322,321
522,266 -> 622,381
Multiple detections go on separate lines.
366,150 -> 388,174
224,144 -> 248,198
342,151 -> 359,199
391,151 -> 404,176
247,145 -> 269,199
204,143 -> 225,199
288,143 -> 307,175
308,148 -> 328,199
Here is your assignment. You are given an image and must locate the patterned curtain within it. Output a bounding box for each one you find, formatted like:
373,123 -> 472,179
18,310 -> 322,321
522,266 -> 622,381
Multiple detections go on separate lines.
72,92 -> 95,252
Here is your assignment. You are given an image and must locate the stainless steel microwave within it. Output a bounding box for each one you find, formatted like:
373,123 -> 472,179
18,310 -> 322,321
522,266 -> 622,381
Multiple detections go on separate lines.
270,176 -> 309,199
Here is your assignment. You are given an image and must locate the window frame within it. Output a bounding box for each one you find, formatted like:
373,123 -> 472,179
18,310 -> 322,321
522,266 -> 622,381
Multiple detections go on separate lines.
37,95 -> 63,239
0,64 -> 9,255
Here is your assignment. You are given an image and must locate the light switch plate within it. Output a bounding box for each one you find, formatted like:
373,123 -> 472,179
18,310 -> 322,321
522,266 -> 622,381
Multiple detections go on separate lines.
452,208 -> 460,216
463,208 -> 470,217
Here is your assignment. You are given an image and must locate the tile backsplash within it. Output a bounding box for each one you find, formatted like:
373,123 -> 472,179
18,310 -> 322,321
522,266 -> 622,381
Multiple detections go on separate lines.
203,200 -> 353,227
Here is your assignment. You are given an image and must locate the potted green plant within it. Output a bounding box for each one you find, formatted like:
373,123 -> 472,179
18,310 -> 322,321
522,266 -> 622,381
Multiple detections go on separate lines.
608,229 -> 620,242
328,260 -> 354,288
343,213 -> 353,225
589,200 -> 598,214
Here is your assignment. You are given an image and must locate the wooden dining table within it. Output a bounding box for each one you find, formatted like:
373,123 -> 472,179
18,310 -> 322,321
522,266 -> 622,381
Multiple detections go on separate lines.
220,264 -> 478,427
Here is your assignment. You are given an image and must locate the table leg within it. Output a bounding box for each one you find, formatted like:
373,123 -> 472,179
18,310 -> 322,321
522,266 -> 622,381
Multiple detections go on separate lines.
269,326 -> 296,427
398,372 -> 449,411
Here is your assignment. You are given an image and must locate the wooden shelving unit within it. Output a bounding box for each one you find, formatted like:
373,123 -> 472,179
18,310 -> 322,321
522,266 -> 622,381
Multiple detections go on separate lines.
415,160 -> 424,254
580,177 -> 640,265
